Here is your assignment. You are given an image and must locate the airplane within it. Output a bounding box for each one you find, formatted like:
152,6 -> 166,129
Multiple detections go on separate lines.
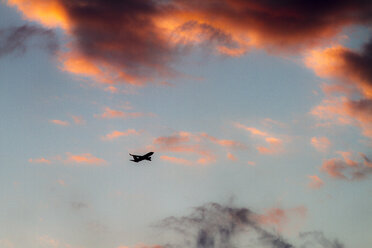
129,152 -> 154,163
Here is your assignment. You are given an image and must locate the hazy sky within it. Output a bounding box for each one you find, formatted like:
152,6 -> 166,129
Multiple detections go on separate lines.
1,1 -> 372,248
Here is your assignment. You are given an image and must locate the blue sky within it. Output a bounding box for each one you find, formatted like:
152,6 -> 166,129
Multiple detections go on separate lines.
1,1 -> 372,248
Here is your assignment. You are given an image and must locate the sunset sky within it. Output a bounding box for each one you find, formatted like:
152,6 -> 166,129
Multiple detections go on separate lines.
0,1 -> 372,248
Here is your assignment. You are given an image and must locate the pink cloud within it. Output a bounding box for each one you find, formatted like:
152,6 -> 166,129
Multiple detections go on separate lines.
307,175 -> 324,189
227,152 -> 237,161
235,123 -> 268,137
247,161 -> 256,166
28,157 -> 51,164
65,153 -> 107,166
71,115 -> 86,125
104,85 -> 119,93
152,131 -> 217,165
311,136 -> 331,152
102,129 -> 139,140
96,107 -> 144,119
49,119 -> 69,126
200,133 -> 246,149
255,206 -> 307,233
320,152 -> 372,181
257,137 -> 284,155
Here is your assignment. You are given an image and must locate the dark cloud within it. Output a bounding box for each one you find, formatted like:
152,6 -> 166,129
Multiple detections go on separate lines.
9,0 -> 372,84
299,232 -> 344,248
342,38 -> 372,88
0,25 -> 58,57
321,153 -> 372,181
158,202 -> 300,248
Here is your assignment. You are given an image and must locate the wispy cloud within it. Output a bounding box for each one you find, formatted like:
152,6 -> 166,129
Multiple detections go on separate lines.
28,157 -> 51,164
102,129 -> 139,140
307,175 -> 324,189
65,153 -> 107,166
49,119 -> 70,126
71,115 -> 86,125
227,152 -> 237,161
311,136 -> 331,152
95,107 -> 145,119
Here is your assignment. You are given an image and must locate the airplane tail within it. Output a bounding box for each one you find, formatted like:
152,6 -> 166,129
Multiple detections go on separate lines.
146,157 -> 151,161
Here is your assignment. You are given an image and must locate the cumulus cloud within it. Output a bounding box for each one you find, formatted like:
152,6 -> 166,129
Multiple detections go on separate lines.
320,152 -> 372,181
307,39 -> 372,139
0,24 -> 58,58
7,0 -> 372,84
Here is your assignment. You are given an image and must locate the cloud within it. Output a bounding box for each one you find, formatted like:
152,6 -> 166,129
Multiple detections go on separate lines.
157,201 -> 343,248
8,0 -> 372,84
104,85 -> 119,94
71,115 -> 86,125
227,152 -> 237,161
65,153 -> 107,166
247,161 -> 256,166
153,131 -> 244,165
255,206 -> 307,234
320,152 -> 372,181
49,119 -> 70,126
308,175 -> 324,189
0,239 -> 14,248
28,157 -> 51,164
95,107 -> 145,119
306,39 -> 372,139
102,129 -> 139,140
200,133 -> 246,149
235,123 -> 269,137
257,137 -> 284,155
311,136 -> 331,152
0,24 -> 58,58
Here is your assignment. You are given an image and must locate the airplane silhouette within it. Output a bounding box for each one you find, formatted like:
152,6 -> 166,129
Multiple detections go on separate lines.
129,152 -> 154,163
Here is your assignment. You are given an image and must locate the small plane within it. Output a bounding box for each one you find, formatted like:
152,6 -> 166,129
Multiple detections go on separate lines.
129,152 -> 154,163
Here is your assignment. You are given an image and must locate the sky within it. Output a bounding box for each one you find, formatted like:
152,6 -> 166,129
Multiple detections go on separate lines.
0,0 -> 372,248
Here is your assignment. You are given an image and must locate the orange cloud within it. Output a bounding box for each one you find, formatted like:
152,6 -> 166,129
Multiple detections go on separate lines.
65,153 -> 106,166
235,123 -> 268,137
49,119 -> 69,126
28,157 -> 51,164
102,129 -> 139,140
104,85 -> 119,94
96,107 -> 144,119
306,41 -> 372,139
307,175 -> 324,189
71,115 -> 85,125
257,137 -> 284,155
320,152 -> 372,181
311,136 -> 331,152
200,133 -> 246,149
247,161 -> 256,166
255,206 -> 307,233
227,152 -> 237,161
152,131 -> 217,165
9,0 -> 371,85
